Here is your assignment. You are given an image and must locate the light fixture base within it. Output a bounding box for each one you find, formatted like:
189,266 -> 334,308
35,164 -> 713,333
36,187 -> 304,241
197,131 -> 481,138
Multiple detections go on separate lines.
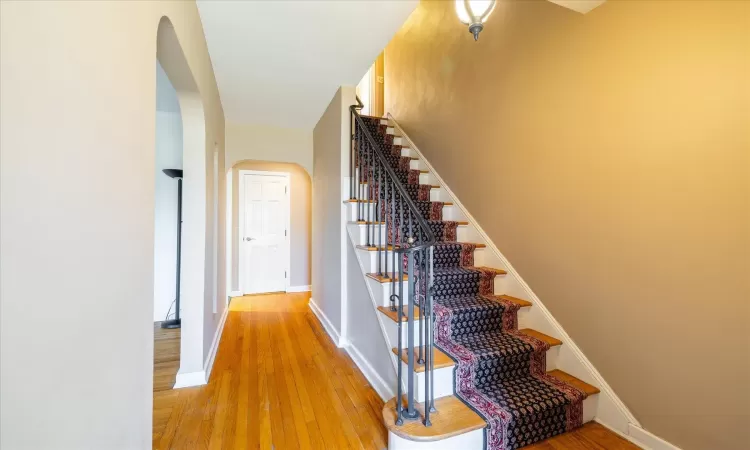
469,23 -> 483,41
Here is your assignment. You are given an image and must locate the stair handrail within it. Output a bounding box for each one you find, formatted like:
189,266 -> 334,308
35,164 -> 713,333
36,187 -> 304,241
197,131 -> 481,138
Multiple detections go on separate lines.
349,97 -> 436,427
349,98 -> 436,252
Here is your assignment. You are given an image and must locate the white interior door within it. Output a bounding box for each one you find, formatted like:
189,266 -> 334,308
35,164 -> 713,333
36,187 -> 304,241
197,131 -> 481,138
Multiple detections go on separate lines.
240,173 -> 288,294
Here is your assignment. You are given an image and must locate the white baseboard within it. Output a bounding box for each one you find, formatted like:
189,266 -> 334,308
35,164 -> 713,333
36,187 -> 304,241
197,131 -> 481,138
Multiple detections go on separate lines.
172,304 -> 230,389
345,344 -> 395,402
229,290 -> 243,297
625,423 -> 682,450
173,370 -> 206,389
287,285 -> 311,293
309,298 -> 347,348
203,304 -> 230,382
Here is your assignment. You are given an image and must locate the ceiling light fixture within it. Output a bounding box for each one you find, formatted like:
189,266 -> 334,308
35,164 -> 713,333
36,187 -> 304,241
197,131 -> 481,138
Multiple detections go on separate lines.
455,0 -> 497,41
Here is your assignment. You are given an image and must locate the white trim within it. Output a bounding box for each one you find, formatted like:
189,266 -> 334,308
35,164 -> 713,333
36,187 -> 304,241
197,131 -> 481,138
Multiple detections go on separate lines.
203,302 -> 230,381
308,298 -> 347,348
344,343 -> 395,401
388,113 -> 642,430
625,423 -> 682,450
238,170 -> 291,295
172,302 -> 229,389
173,370 -> 206,389
287,284 -> 311,293
229,290 -> 243,298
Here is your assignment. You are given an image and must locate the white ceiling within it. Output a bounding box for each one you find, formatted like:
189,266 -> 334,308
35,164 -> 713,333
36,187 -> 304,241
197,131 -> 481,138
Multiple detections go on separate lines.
197,0 -> 418,129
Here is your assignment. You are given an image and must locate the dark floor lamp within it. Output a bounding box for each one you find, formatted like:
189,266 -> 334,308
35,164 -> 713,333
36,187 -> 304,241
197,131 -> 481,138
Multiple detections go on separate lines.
161,168 -> 183,329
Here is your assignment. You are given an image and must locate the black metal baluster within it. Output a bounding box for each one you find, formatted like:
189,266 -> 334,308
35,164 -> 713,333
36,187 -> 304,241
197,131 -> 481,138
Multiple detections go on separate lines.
383,172 -> 389,277
377,162 -> 382,276
428,244 -> 436,413
404,251 -> 418,420
362,124 -> 367,222
395,250 -> 404,425
418,246 -> 424,365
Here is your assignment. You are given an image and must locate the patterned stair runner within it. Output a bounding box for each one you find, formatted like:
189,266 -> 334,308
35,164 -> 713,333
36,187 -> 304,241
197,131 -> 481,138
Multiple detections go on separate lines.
359,117 -> 586,450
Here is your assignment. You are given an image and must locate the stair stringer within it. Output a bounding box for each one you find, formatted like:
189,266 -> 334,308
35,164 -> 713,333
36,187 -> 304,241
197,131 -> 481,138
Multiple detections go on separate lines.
387,113 -> 641,437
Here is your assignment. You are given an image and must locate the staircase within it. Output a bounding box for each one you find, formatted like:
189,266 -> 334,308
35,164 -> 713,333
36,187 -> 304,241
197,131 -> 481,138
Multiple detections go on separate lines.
344,104 -> 603,450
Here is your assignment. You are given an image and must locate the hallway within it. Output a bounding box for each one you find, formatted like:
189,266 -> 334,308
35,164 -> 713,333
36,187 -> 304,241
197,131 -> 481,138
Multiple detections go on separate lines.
152,292 -> 388,449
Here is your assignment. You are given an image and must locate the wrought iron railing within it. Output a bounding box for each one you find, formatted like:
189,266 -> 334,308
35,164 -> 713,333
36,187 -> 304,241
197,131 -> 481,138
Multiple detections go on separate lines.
349,98 -> 436,426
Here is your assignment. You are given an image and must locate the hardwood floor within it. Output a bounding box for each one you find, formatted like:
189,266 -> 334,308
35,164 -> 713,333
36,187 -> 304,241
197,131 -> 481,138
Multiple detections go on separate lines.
153,292 -> 387,449
152,292 -> 640,450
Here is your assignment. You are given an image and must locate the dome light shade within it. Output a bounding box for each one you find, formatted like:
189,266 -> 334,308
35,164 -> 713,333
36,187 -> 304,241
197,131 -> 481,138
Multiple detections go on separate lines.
455,0 -> 496,40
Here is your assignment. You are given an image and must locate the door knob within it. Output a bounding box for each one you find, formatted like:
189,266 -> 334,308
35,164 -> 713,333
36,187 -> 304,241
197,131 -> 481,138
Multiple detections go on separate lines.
245,237 -> 255,241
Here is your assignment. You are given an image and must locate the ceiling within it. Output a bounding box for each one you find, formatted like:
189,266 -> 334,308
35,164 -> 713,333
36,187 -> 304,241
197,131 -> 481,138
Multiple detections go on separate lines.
197,0 -> 418,129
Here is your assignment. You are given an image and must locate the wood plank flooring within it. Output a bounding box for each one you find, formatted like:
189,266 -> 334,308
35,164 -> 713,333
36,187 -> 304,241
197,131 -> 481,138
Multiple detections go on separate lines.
152,292 -> 387,449
152,292 -> 640,450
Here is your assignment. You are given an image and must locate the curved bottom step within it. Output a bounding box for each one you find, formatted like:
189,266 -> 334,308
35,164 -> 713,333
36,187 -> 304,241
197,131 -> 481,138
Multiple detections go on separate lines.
383,395 -> 485,444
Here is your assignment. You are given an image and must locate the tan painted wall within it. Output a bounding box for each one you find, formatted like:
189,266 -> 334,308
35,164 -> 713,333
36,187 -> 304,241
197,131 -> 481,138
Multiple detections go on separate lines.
1,0 -> 225,448
225,122 -> 313,175
385,1 -> 749,449
231,161 -> 311,290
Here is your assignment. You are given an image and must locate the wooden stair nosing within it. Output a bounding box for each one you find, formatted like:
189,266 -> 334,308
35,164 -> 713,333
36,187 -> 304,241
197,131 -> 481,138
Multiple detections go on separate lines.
357,243 -> 486,251
343,199 -> 454,206
382,369 -> 600,442
518,328 -> 563,347
382,395 -> 485,442
366,272 -> 408,283
351,220 -> 469,226
546,369 -> 601,397
391,346 -> 455,373
377,306 -> 422,322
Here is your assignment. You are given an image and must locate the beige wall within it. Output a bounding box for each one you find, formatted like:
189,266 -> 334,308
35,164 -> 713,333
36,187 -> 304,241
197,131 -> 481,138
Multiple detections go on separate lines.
231,161 -> 311,290
1,1 -> 225,448
385,1 -> 749,449
226,122 -> 313,175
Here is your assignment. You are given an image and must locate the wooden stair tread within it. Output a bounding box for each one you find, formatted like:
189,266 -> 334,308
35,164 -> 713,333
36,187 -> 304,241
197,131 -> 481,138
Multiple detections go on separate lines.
496,294 -> 532,308
367,272 -> 408,282
382,395 -> 485,442
343,199 -> 453,206
357,243 -> 486,251
392,347 -> 455,372
377,306 -> 422,322
352,220 -> 468,226
518,329 -> 563,347
475,266 -> 507,275
547,370 -> 601,397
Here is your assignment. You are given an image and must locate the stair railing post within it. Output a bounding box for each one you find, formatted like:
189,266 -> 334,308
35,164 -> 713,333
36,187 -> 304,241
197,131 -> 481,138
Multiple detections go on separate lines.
403,249 -> 419,420
394,249 -> 405,425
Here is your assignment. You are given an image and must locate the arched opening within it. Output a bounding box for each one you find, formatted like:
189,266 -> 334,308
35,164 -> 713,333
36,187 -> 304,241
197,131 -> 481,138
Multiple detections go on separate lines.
154,16 -> 208,389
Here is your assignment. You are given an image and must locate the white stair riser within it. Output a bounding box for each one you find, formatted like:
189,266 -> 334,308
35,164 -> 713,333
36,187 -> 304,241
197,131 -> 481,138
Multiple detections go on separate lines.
382,317 -> 429,350
399,362 -> 454,403
389,429 -> 484,450
367,277 -> 409,308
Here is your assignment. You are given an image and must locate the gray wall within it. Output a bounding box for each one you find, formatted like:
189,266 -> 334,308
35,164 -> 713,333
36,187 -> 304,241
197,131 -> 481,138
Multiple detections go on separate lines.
311,86 -> 355,338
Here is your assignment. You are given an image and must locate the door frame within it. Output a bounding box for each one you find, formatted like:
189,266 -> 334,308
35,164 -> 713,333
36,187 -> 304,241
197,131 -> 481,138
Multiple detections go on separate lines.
238,169 -> 291,295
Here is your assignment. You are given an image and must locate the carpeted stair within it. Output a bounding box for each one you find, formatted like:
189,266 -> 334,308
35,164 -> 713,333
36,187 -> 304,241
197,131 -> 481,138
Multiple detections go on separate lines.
359,116 -> 587,450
